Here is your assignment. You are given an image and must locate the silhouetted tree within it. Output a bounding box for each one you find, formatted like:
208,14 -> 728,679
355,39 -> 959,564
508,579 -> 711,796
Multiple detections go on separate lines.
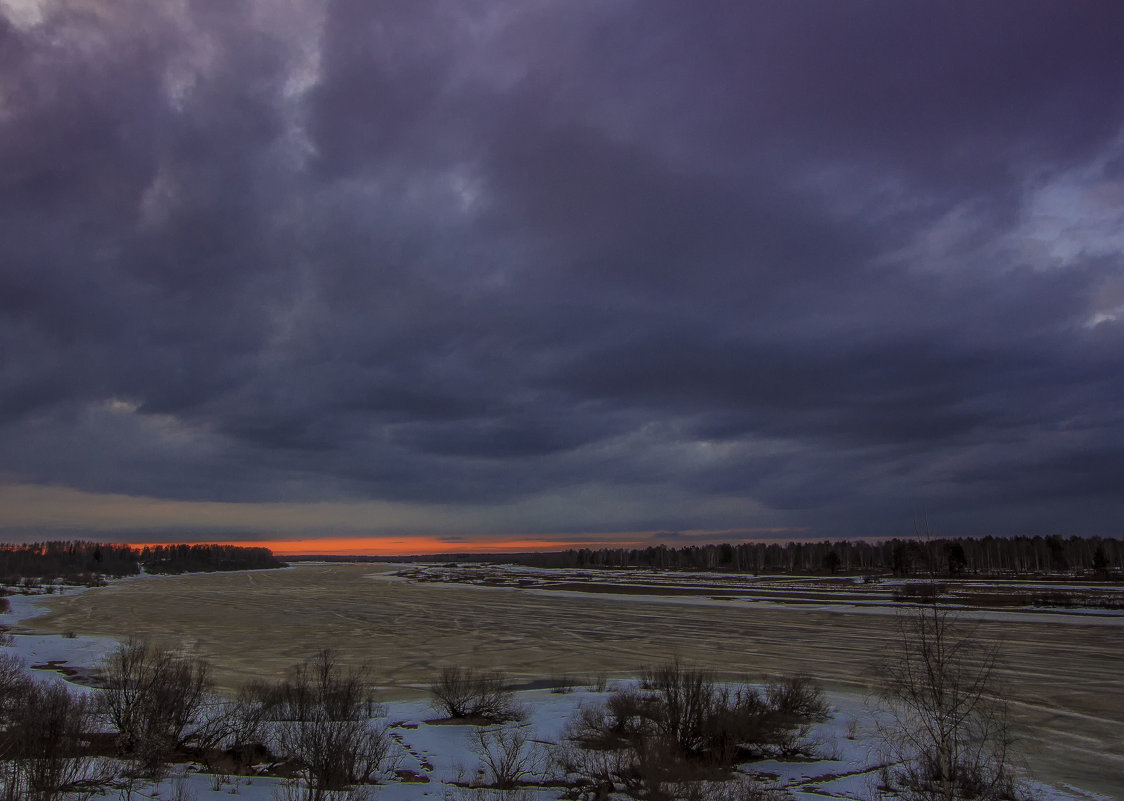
0,672 -> 108,800
944,543 -> 968,577
875,605 -> 1018,801
97,640 -> 218,775
1092,545 -> 1109,578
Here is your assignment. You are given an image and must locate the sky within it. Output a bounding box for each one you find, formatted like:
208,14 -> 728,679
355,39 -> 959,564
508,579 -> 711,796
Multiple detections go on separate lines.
2,1 -> 1124,554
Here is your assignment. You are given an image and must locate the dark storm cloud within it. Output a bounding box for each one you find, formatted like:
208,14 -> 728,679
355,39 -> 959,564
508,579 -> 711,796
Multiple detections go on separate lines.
2,0 -> 1124,540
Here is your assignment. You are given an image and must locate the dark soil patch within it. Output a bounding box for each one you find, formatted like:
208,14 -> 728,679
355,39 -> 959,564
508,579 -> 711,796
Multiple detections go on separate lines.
30,659 -> 80,677
395,769 -> 430,783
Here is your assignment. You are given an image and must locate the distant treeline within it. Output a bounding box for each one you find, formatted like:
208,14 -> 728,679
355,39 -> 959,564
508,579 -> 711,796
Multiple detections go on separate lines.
0,542 -> 138,584
0,541 -> 284,584
138,543 -> 284,574
512,535 -> 1123,577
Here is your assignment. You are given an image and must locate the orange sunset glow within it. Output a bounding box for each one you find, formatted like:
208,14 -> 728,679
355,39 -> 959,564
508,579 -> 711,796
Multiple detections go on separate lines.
125,527 -> 812,556
127,535 -> 645,556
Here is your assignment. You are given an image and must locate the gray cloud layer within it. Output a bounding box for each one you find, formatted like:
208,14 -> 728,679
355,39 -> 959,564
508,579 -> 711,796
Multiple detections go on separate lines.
3,0 -> 1124,540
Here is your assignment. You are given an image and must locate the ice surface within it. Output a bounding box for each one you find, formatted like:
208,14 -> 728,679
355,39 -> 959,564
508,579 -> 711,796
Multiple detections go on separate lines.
0,584 -> 1099,800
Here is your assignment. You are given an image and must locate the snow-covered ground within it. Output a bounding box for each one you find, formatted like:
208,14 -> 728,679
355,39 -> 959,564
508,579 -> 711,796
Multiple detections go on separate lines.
61,685 -> 1100,801
2,587 -> 120,692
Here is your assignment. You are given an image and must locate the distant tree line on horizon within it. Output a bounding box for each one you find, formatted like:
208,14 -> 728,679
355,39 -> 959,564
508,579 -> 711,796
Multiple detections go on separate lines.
137,543 -> 284,575
512,534 -> 1122,578
0,541 -> 284,585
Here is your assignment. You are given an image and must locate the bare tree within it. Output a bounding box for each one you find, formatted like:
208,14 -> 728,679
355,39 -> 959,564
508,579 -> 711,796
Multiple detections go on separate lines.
96,639 -> 218,775
0,653 -> 28,731
0,655 -> 31,796
875,604 -> 1018,801
270,649 -> 396,800
0,680 -> 110,801
430,666 -> 525,723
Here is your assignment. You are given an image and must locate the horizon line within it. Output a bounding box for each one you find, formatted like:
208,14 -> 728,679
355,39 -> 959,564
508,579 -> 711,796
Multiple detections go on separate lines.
59,530 -> 1107,557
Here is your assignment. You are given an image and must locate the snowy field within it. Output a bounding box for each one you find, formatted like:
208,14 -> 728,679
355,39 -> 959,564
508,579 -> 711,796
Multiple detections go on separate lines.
4,673 -> 1110,801
73,687 -> 907,801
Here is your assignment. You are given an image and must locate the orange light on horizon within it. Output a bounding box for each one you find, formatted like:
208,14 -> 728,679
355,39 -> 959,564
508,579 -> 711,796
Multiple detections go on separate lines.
122,526 -> 815,557
125,535 -> 652,557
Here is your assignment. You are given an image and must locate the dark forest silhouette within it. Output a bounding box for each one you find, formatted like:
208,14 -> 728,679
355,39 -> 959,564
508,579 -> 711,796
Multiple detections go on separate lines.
0,541 -> 284,585
511,535 -> 1122,578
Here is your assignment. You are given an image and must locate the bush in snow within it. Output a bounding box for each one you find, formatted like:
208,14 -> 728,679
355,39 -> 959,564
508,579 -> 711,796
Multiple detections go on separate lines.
470,724 -> 547,789
96,639 -> 222,776
0,664 -> 110,801
268,649 -> 397,799
430,666 -> 525,723
561,660 -> 829,799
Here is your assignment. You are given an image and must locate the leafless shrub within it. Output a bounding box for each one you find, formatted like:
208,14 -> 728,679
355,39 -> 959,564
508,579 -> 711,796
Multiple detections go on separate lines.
446,787 -> 535,801
561,662 -> 830,799
680,777 -> 790,801
759,675 -> 829,758
184,678 -> 280,778
557,732 -> 682,801
470,725 -> 547,789
0,653 -> 28,728
272,777 -> 372,801
588,673 -> 609,693
209,679 -> 279,768
269,649 -> 397,799
565,702 -> 615,749
764,675 -> 828,722
96,639 -> 220,775
642,662 -> 720,756
605,686 -> 653,741
551,674 -> 577,694
271,778 -> 304,801
430,667 -> 525,723
554,738 -> 617,799
0,680 -> 111,801
171,773 -> 200,801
